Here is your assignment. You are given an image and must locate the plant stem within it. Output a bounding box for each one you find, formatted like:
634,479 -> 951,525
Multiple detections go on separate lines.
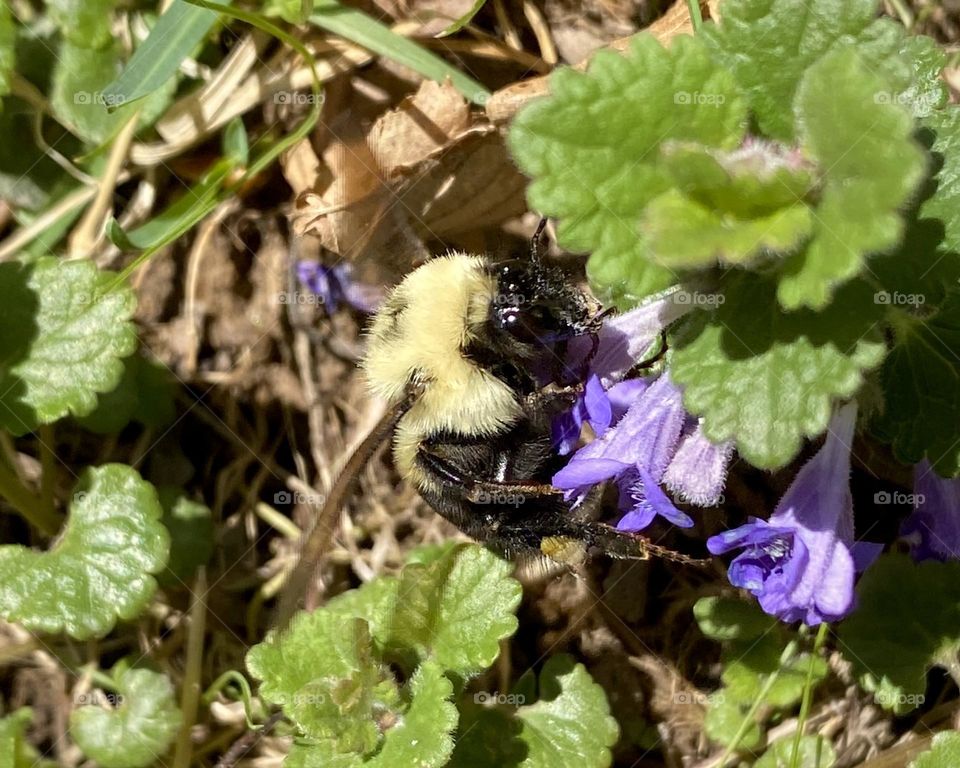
687,0 -> 703,33
718,639 -> 800,765
0,453 -> 60,536
790,622 -> 830,768
173,568 -> 208,768
38,425 -> 57,522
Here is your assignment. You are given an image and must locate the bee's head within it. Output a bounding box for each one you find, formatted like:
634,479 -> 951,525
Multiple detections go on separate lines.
490,259 -> 602,348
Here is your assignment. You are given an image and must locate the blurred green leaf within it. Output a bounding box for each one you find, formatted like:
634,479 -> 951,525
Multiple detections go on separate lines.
308,1 -> 490,104
0,709 -> 55,768
102,0 -> 231,108
157,487 -> 213,586
0,258 -> 137,435
693,596 -> 776,642
70,667 -> 182,768
77,355 -> 175,434
840,554 -> 960,714
755,735 -> 835,768
46,0 -> 117,48
911,732 -> 960,768
703,695 -> 762,750
0,3 -> 14,101
0,464 -> 169,639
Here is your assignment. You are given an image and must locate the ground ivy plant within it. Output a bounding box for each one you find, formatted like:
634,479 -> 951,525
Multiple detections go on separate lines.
248,543 -> 618,767
509,0 -> 959,475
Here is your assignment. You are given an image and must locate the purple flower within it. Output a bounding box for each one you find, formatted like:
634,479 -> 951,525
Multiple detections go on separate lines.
552,375 -> 649,454
707,402 -> 880,626
552,375 -> 730,530
565,294 -> 689,385
296,261 -> 382,313
901,460 -> 960,561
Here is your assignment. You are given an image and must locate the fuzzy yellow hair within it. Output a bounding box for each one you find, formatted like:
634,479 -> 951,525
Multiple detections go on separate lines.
363,253 -> 525,482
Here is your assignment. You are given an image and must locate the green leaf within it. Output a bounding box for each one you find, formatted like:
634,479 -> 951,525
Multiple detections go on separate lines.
911,732 -> 960,768
918,109 -> 960,258
702,0 -> 913,140
0,258 -> 137,435
285,661 -> 457,768
248,612 -> 398,748
77,355 -> 176,434
0,464 -> 169,639
703,696 -> 762,750
70,667 -> 182,768
157,487 -> 213,586
449,655 -> 619,768
101,0 -> 230,108
839,554 -> 960,714
386,544 -> 521,676
693,596 -> 776,642
308,1 -> 489,104
670,273 -> 885,469
776,47 -> 926,310
508,33 -> 748,303
0,3 -> 14,101
755,735 -> 836,768
722,634 -> 827,710
50,40 -> 174,145
46,0 -> 117,48
871,294 -> 960,477
644,188 -> 812,268
899,35 -> 948,119
0,709 -> 55,768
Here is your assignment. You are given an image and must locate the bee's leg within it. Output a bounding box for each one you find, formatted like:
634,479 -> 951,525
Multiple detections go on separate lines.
416,446 -> 561,501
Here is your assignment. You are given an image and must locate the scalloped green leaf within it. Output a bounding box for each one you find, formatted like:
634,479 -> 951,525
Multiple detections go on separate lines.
0,464 -> 169,639
0,258 -> 137,435
285,661 -> 456,768
702,0 -> 914,140
387,544 -> 521,676
776,47 -> 926,310
918,110 -> 960,259
670,273 -> 885,469
722,634 -> 827,710
911,732 -> 960,768
78,355 -> 176,434
871,293 -> 960,477
509,33 -> 747,304
449,655 -> 619,768
70,667 -> 181,768
0,708 -> 55,768
704,695 -> 762,750
839,555 -> 960,714
755,736 -> 836,768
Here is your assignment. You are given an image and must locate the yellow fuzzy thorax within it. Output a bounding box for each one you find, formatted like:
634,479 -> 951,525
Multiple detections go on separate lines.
362,253 -> 524,479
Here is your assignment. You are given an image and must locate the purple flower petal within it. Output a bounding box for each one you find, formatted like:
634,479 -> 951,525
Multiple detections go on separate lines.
552,458 -> 631,494
620,466 -> 695,530
606,378 -> 650,424
662,422 -> 734,506
565,296 -> 689,385
582,375 -> 613,435
296,261 -> 382,314
901,460 -> 960,561
709,402 -> 865,626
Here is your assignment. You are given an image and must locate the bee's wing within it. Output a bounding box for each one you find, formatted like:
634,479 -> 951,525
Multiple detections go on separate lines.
292,119 -> 428,285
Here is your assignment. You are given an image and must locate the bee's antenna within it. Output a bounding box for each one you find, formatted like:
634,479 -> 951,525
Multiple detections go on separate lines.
530,217 -> 548,264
